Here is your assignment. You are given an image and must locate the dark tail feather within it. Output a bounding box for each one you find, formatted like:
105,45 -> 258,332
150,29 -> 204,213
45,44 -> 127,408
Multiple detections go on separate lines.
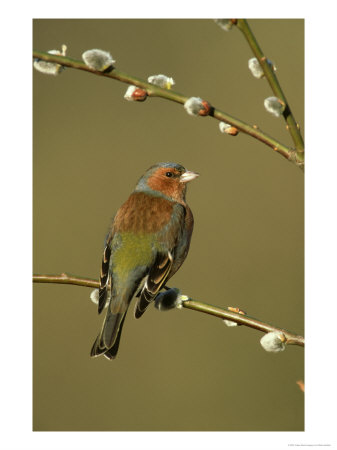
90,334 -> 106,357
103,310 -> 124,348
90,309 -> 127,359
103,314 -> 127,360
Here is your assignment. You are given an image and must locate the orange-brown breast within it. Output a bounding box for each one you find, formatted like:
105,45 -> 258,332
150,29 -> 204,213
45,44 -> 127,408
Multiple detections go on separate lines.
113,192 -> 174,234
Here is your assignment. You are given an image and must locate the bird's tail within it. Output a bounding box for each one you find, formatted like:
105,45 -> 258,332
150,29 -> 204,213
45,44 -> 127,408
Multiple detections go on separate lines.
90,306 -> 128,360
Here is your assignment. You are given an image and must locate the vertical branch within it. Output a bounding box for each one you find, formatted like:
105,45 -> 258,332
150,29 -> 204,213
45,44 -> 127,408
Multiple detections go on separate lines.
235,19 -> 304,162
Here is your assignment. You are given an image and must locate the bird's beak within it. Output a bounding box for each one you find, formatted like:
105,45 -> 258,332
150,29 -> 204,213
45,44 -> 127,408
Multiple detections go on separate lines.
180,170 -> 199,183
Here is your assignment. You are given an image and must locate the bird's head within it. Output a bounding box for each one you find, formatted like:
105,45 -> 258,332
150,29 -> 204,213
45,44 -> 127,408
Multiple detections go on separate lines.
135,162 -> 199,202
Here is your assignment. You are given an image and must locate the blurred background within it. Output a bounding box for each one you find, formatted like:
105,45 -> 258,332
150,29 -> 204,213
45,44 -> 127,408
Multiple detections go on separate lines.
33,19 -> 304,431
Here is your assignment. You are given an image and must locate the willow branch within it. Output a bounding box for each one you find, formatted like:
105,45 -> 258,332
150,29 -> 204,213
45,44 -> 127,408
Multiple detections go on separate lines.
33,273 -> 304,348
235,19 -> 304,164
33,50 -> 301,168
33,273 -> 99,288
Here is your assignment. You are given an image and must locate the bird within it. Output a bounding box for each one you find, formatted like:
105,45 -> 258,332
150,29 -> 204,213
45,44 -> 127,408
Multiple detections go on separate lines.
90,162 -> 199,360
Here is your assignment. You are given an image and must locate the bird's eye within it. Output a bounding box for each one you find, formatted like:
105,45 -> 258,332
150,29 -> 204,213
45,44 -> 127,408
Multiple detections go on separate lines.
165,172 -> 173,178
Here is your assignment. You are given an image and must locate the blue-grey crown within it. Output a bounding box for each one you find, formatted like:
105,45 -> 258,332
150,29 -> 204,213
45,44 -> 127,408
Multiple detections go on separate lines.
135,162 -> 186,193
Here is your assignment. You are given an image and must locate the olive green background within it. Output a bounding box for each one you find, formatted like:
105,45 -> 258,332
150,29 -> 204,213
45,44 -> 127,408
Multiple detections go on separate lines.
33,19 -> 304,431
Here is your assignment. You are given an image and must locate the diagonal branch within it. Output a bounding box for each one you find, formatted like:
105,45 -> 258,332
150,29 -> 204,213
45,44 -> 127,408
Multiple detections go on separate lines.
33,273 -> 304,348
32,50 -> 302,169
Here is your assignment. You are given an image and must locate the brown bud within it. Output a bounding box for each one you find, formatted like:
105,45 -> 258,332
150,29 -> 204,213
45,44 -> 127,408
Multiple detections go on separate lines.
228,306 -> 246,315
225,126 -> 239,136
198,100 -> 212,116
132,88 -> 148,102
296,380 -> 305,392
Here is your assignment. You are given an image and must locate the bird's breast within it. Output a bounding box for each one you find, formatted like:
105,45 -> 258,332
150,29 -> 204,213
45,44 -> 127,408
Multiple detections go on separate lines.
114,192 -> 175,234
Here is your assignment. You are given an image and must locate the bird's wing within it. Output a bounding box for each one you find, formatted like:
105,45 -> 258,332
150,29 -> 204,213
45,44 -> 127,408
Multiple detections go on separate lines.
134,251 -> 173,319
98,231 -> 113,314
168,203 -> 194,278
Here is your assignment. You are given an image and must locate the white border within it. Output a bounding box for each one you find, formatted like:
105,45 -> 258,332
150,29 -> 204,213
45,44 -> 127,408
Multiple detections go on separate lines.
2,1 -> 337,449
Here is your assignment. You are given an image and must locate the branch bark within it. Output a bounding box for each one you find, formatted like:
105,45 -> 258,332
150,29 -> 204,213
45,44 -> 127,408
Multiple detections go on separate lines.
33,273 -> 304,348
32,50 -> 302,169
235,19 -> 304,166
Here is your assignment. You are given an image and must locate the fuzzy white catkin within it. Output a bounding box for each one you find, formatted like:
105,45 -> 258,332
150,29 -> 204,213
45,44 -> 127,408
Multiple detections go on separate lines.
82,49 -> 115,71
184,97 -> 204,116
264,97 -> 285,117
248,57 -> 264,78
124,85 -> 138,101
260,331 -> 286,352
223,320 -> 238,327
147,74 -> 175,89
175,294 -> 189,309
219,122 -> 231,133
90,289 -> 99,305
214,19 -> 233,31
33,46 -> 67,76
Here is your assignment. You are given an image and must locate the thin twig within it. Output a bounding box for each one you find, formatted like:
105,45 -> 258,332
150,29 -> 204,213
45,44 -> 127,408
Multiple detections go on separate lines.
33,273 -> 304,347
33,273 -> 99,288
32,50 -> 301,168
182,299 -> 304,346
235,19 -> 304,165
